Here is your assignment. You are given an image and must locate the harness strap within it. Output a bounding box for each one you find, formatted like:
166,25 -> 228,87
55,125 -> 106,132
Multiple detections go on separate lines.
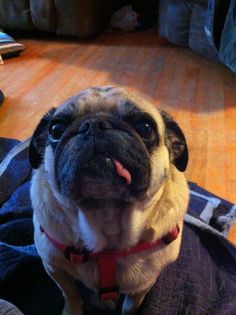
98,253 -> 119,300
40,225 -> 179,300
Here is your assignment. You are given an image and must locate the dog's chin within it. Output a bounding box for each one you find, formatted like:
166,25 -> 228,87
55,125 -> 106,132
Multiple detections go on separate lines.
57,155 -> 140,208
78,197 -> 133,212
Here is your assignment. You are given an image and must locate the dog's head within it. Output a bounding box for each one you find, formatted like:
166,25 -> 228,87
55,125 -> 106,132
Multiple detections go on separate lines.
29,87 -> 188,210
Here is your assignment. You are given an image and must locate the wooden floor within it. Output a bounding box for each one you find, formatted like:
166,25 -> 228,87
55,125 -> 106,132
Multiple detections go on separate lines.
0,30 -> 236,242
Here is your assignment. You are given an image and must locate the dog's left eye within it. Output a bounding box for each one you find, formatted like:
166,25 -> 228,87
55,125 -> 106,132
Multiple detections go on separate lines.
134,121 -> 156,141
49,123 -> 66,142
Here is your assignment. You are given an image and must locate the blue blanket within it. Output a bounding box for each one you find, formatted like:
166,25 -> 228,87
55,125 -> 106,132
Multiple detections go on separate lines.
0,138 -> 236,315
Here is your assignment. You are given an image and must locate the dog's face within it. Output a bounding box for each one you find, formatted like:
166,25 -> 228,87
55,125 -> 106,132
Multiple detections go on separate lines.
29,86 -> 188,211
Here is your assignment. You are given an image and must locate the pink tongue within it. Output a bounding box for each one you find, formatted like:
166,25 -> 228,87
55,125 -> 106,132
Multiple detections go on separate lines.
113,160 -> 132,185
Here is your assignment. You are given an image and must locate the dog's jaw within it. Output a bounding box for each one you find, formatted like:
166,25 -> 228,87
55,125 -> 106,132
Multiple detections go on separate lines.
32,158 -> 188,255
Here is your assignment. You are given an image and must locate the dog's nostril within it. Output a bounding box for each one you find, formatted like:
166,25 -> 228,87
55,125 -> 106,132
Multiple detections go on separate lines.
98,121 -> 111,130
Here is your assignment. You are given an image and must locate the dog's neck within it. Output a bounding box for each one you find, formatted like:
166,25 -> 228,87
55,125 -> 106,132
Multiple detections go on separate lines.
77,200 -> 138,252
34,166 -> 188,253
73,179 -> 165,252
76,169 -> 188,253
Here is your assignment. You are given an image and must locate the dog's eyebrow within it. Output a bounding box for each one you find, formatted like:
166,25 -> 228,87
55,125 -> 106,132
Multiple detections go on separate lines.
118,100 -> 141,117
89,86 -> 114,92
52,110 -> 76,123
119,103 -> 160,151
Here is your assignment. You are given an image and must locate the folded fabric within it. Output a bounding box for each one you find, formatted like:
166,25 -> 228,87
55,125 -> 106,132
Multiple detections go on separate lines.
0,32 -> 25,59
218,0 -> 236,72
158,0 -> 236,73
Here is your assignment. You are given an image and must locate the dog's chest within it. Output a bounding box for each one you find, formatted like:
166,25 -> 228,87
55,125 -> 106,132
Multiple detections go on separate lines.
79,207 -> 127,251
100,208 -> 123,249
96,208 -> 123,249
100,208 -> 121,233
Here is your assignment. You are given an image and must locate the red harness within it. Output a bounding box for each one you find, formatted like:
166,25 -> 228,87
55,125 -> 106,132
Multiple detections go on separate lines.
40,225 -> 179,300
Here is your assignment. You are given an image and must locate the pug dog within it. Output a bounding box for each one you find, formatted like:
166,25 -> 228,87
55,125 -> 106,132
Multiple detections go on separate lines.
29,86 -> 189,315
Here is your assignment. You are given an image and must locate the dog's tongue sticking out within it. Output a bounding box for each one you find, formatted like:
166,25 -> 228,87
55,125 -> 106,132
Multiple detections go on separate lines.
113,160 -> 132,185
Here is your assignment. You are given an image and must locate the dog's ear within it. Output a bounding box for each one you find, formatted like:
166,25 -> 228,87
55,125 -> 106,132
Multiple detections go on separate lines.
160,111 -> 188,172
29,108 -> 56,169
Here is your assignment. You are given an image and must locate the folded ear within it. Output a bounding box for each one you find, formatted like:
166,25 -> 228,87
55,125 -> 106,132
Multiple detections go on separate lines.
160,111 -> 188,172
29,108 -> 56,169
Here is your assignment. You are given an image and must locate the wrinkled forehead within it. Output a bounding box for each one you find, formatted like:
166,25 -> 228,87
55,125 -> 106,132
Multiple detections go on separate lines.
55,86 -> 165,134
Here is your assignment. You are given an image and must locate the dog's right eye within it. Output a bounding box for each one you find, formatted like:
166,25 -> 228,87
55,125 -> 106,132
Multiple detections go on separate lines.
49,123 -> 66,142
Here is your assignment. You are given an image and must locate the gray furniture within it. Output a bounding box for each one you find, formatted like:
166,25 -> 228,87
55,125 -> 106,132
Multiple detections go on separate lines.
0,0 -> 114,38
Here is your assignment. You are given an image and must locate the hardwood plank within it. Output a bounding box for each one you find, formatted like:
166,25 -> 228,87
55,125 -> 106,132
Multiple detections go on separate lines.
0,30 -> 235,243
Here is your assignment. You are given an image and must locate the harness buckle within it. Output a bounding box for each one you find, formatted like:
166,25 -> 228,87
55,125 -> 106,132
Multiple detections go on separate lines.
64,247 -> 90,263
99,286 -> 119,301
162,225 -> 180,244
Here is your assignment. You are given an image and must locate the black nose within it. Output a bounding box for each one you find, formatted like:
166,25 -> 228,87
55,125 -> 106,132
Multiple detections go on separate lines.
78,118 -> 112,135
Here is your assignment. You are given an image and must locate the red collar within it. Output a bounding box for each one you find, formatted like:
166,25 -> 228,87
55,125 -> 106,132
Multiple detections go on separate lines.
40,225 -> 179,300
